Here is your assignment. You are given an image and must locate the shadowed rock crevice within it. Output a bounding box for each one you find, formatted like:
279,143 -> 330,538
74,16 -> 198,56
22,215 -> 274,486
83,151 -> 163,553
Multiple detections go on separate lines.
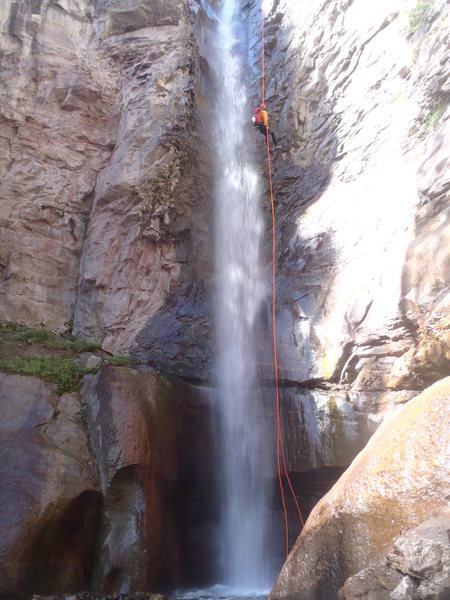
101,466 -> 146,594
14,491 -> 104,598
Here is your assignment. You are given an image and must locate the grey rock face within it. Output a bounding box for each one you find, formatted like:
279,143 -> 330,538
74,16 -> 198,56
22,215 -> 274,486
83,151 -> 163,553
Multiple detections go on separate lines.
238,0 -> 450,511
253,0 -> 450,397
338,509 -> 450,600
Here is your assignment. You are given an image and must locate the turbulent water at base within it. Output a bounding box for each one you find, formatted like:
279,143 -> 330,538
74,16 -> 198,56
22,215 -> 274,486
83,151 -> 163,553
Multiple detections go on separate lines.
213,0 -> 272,591
172,586 -> 268,600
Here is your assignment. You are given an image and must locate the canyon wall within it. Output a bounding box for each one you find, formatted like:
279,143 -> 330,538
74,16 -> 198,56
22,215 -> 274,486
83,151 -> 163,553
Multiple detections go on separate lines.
253,0 -> 450,596
0,0 -> 449,596
255,0 -> 449,394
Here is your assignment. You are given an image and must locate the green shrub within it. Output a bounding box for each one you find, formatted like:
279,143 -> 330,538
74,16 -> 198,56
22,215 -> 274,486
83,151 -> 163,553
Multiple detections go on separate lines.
407,0 -> 436,36
0,323 -> 134,390
427,100 -> 449,131
72,338 -> 103,353
0,323 -> 53,344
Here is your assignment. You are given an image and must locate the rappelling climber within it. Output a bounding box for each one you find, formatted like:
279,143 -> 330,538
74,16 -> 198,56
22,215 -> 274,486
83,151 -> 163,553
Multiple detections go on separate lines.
252,102 -> 278,149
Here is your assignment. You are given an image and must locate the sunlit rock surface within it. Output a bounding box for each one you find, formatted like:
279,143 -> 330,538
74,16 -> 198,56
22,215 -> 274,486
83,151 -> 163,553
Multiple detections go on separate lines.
269,377 -> 450,600
254,0 -> 449,396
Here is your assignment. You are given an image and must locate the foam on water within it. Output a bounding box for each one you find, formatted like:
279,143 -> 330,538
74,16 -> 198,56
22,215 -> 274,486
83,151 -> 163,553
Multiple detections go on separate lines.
172,585 -> 269,600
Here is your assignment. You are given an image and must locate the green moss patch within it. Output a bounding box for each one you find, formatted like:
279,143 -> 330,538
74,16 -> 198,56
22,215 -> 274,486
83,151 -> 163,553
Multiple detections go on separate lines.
106,355 -> 135,367
0,322 -> 102,353
0,322 -> 137,393
0,356 -> 92,395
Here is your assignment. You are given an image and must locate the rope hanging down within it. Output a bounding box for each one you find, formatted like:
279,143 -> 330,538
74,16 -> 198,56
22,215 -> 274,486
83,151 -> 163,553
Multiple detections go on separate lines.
261,2 -> 304,559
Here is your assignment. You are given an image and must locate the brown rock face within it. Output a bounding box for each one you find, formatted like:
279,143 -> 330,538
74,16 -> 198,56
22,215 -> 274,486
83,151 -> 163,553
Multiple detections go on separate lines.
82,365 -> 220,591
0,0 -> 214,379
0,365 -> 218,597
269,377 -> 450,600
83,366 -> 180,590
0,373 -> 101,597
0,0 -> 119,331
73,1 -> 214,374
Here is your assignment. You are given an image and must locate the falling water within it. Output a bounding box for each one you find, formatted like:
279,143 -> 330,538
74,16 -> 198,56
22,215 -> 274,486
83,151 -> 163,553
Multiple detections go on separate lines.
214,0 -> 271,590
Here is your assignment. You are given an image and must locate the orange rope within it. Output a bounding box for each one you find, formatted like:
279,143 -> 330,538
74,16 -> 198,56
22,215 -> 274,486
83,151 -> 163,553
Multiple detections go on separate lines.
265,126 -> 289,557
261,3 -> 304,559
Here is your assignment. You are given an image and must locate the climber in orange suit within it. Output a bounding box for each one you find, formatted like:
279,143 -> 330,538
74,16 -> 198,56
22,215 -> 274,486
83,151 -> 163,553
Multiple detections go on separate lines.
252,102 -> 278,149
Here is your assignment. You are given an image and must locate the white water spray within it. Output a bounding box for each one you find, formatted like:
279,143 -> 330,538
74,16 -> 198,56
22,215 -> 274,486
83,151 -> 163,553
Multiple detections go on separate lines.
214,0 -> 272,589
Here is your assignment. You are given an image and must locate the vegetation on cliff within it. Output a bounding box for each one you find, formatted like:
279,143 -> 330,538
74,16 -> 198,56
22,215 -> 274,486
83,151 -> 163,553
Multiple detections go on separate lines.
0,322 -> 135,393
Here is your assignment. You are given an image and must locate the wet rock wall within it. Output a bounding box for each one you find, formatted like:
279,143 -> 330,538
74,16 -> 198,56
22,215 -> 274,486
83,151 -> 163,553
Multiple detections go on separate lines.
0,367 -> 218,597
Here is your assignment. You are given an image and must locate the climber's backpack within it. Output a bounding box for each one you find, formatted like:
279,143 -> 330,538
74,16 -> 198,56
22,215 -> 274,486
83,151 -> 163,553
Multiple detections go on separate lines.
252,107 -> 262,125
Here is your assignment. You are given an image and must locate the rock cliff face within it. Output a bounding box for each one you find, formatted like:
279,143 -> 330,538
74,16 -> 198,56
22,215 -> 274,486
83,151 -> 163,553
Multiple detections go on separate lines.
0,0 -> 449,596
0,366 -> 217,597
0,0 -> 119,331
243,0 -> 450,522
339,508 -> 450,599
0,1 -> 218,595
255,0 -> 449,395
0,0 -> 214,379
0,373 -> 101,596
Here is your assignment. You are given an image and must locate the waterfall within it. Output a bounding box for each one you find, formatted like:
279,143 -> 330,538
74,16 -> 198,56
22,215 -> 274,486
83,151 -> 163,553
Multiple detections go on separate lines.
214,0 -> 272,590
